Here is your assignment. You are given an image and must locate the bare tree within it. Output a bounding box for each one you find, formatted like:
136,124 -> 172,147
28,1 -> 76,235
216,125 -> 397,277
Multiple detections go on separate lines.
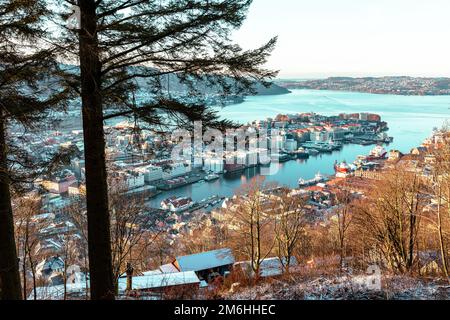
65,196 -> 90,299
59,232 -> 80,300
109,191 -> 158,293
177,214 -> 227,256
334,188 -> 354,271
53,0 -> 277,299
271,188 -> 307,273
353,169 -> 426,273
67,178 -> 160,295
13,196 -> 42,300
147,235 -> 173,269
224,177 -> 276,278
430,127 -> 450,279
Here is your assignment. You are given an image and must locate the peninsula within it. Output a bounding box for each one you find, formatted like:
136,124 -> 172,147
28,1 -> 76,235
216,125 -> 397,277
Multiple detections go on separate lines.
277,76 -> 450,96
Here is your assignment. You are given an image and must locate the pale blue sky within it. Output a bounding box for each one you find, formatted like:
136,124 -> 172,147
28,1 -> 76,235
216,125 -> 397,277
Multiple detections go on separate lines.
232,0 -> 450,78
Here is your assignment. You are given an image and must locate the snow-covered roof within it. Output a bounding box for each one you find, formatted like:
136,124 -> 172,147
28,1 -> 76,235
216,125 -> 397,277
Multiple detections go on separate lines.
118,271 -> 200,291
30,272 -> 199,300
176,248 -> 235,272
32,213 -> 55,221
160,263 -> 179,274
142,269 -> 163,276
29,276 -> 88,300
37,256 -> 65,274
36,238 -> 63,253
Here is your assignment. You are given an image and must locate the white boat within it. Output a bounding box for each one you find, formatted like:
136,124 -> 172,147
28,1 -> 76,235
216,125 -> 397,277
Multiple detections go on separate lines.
334,161 -> 355,178
204,173 -> 220,181
366,145 -> 387,160
298,172 -> 329,187
298,178 -> 308,187
314,172 -> 327,183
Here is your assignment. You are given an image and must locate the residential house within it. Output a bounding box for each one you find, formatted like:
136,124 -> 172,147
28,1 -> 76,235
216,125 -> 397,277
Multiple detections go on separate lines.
31,271 -> 200,300
122,271 -> 200,299
172,248 -> 235,282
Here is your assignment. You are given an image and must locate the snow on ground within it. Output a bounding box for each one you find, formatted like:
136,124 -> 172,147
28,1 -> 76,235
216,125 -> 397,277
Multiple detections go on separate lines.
226,275 -> 450,300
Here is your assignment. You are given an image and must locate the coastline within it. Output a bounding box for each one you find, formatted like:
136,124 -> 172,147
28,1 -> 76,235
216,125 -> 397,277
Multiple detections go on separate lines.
276,76 -> 450,96
276,87 -> 450,97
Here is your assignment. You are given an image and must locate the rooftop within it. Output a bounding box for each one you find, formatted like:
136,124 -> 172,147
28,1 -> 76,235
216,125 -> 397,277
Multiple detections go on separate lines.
175,248 -> 235,272
118,271 -> 200,291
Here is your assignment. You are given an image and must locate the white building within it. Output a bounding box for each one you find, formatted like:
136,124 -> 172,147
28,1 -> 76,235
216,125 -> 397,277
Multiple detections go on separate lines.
115,170 -> 146,189
136,165 -> 164,182
203,157 -> 224,173
270,135 -> 285,150
161,197 -> 194,212
126,172 -> 145,189
284,139 -> 298,152
310,131 -> 330,142
162,163 -> 188,179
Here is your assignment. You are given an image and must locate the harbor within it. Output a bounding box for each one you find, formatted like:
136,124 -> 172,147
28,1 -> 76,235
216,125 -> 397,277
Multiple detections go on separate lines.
146,141 -> 392,210
152,171 -> 207,191
148,143 -> 393,213
118,90 -> 449,208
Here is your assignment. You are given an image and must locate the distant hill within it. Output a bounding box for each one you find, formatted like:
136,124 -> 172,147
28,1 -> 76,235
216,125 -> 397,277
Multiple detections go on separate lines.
253,82 -> 291,95
129,68 -> 290,97
60,64 -> 289,98
276,76 -> 450,96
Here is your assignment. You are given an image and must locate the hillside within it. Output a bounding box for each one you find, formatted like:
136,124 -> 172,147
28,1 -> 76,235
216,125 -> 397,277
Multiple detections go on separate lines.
224,274 -> 450,300
277,76 -> 450,95
60,64 -> 289,99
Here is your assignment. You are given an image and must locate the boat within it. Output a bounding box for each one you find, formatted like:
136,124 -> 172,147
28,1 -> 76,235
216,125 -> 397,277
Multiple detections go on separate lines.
260,158 -> 272,167
294,148 -> 310,159
313,172 -> 328,183
272,153 -> 292,163
327,141 -> 343,150
366,145 -> 387,161
298,172 -> 329,187
298,178 -> 308,187
302,142 -> 334,153
334,161 -> 351,174
204,173 -> 220,182
224,163 -> 245,174
334,161 -> 356,178
355,139 -> 374,146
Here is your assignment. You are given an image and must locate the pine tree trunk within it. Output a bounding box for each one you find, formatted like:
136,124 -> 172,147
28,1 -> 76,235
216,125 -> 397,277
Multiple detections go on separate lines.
0,114 -> 22,300
79,0 -> 114,300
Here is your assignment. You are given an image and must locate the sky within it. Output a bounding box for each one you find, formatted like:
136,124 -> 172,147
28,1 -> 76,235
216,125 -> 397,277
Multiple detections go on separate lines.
232,0 -> 450,78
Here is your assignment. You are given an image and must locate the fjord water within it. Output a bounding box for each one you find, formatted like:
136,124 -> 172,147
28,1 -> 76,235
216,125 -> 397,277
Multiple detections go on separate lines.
148,89 -> 450,207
